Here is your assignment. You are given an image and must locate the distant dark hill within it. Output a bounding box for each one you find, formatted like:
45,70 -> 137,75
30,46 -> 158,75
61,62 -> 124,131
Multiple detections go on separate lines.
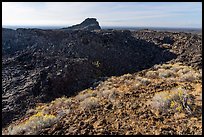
61,18 -> 101,31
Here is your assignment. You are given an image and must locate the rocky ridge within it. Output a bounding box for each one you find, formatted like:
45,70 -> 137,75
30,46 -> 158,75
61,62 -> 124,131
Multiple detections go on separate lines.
2,18 -> 202,134
61,18 -> 101,31
2,62 -> 202,135
2,28 -> 178,127
131,30 -> 202,69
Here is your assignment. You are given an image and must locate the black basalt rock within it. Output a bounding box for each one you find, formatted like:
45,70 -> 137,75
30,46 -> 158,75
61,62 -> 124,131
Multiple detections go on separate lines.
62,18 -> 101,31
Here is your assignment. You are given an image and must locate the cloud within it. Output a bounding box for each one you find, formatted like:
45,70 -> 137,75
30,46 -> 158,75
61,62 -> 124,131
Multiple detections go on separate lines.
2,2 -> 202,28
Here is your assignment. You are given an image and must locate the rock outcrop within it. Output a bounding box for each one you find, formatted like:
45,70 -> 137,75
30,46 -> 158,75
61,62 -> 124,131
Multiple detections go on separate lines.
1,19 -> 202,134
2,28 -> 178,128
3,62 -> 202,135
61,18 -> 101,31
131,30 -> 202,69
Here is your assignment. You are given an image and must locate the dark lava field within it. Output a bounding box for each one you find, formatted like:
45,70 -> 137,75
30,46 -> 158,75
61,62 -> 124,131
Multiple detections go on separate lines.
2,18 -> 202,135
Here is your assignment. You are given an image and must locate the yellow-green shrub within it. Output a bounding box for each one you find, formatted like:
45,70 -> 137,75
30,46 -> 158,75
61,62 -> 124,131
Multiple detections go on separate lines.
7,112 -> 57,135
150,87 -> 192,114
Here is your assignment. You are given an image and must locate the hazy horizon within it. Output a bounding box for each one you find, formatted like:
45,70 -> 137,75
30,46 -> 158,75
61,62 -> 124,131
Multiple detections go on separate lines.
2,2 -> 202,28
2,25 -> 202,30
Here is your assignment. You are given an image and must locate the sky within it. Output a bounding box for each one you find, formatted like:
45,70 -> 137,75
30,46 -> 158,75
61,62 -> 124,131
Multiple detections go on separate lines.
2,2 -> 202,28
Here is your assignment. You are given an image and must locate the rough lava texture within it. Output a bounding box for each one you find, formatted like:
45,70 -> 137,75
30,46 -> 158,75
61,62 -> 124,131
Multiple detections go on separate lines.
2,19 -> 202,135
131,30 -> 202,69
2,28 -> 178,128
2,62 -> 202,135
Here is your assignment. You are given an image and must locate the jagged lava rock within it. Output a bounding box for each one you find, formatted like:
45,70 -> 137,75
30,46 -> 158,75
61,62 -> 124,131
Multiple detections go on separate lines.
2,19 -> 202,129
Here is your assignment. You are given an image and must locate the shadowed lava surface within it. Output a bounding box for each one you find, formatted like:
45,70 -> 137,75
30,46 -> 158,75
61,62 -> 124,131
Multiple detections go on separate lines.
2,62 -> 202,135
2,19 -> 202,135
2,28 -> 177,128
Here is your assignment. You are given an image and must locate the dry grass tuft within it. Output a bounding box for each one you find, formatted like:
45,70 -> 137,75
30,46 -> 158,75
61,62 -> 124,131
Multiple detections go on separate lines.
158,69 -> 175,78
7,112 -> 58,135
136,77 -> 151,86
179,71 -> 200,82
6,96 -> 73,135
150,87 -> 193,114
79,97 -> 100,111
145,70 -> 158,79
75,89 -> 96,101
